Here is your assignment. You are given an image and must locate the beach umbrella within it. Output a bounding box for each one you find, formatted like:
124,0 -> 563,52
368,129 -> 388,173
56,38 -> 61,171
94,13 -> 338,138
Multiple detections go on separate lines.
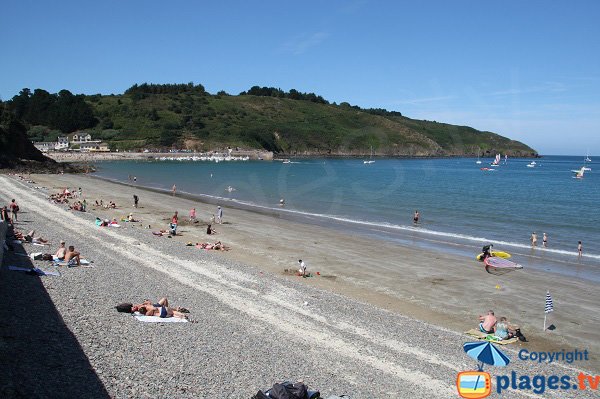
463,341 -> 510,370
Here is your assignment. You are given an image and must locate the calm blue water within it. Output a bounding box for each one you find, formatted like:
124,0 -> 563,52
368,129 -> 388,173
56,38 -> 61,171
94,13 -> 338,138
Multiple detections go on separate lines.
92,156 -> 600,263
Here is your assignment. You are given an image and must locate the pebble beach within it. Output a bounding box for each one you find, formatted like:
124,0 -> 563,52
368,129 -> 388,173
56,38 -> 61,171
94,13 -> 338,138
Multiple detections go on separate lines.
0,174 -> 598,398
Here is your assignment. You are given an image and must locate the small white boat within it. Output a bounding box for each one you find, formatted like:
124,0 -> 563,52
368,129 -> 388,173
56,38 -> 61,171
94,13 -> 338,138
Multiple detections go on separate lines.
526,160 -> 537,168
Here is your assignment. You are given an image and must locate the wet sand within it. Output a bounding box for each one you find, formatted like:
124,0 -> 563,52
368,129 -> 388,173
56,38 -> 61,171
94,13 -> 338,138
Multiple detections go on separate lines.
27,172 -> 600,370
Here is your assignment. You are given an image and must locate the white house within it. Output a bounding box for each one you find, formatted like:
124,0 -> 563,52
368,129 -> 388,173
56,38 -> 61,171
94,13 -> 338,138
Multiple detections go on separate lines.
33,142 -> 56,152
56,136 -> 69,150
70,133 -> 93,143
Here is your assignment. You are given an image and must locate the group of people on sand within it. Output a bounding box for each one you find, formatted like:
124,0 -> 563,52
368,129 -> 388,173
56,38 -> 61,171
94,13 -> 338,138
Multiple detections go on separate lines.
116,297 -> 189,320
69,199 -> 87,212
478,310 -> 526,341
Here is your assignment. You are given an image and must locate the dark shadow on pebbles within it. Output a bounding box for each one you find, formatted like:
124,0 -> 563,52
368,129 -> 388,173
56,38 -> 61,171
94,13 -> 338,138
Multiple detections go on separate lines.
0,238 -> 109,399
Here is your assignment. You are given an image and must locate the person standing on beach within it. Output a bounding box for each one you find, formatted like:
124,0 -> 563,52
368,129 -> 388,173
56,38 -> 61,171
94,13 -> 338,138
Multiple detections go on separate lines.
189,207 -> 196,222
578,241 -> 583,258
530,232 -> 537,247
133,194 -> 139,208
413,210 -> 420,224
172,184 -> 177,196
171,211 -> 179,225
298,259 -> 307,277
216,206 -> 223,224
542,233 -> 548,247
9,199 -> 19,222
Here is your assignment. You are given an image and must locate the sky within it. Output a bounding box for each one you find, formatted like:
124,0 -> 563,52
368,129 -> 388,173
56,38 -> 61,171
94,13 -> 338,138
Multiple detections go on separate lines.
1,0 -> 599,155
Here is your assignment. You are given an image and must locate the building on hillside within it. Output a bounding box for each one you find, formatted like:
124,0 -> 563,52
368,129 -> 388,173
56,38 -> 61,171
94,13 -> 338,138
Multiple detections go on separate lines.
80,142 -> 110,152
56,136 -> 69,150
33,142 -> 57,152
69,132 -> 94,143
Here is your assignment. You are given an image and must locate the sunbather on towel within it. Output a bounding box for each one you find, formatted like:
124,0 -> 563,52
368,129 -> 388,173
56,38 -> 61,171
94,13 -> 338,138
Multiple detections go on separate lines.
55,241 -> 67,260
478,310 -> 497,333
64,245 -> 81,266
115,298 -> 190,315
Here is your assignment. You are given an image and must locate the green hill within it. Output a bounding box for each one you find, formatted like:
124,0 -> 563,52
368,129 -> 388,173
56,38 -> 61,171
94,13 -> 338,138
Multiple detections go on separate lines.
2,84 -> 537,157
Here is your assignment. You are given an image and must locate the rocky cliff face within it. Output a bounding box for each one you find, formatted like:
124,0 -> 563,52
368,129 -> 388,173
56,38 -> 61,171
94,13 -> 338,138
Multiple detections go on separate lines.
0,119 -> 77,172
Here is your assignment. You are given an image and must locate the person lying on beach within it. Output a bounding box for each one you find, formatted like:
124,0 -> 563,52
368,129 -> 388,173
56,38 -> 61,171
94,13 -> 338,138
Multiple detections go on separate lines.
115,298 -> 189,319
64,245 -> 81,266
16,230 -> 50,245
206,224 -> 217,235
55,241 -> 67,260
127,213 -> 139,222
478,310 -> 497,334
195,241 -> 230,251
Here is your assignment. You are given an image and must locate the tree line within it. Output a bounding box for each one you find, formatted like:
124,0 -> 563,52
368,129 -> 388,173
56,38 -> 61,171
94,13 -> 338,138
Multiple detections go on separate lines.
4,88 -> 97,133
239,86 -> 329,104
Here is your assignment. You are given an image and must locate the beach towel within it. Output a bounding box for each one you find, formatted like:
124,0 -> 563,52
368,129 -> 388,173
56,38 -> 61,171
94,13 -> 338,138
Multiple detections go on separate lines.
133,313 -> 188,323
465,329 -> 519,345
52,258 -> 92,267
8,266 -> 60,276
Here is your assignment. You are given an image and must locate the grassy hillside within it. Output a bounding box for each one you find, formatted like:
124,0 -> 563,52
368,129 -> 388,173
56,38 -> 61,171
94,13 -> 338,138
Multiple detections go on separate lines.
6,84 -> 537,156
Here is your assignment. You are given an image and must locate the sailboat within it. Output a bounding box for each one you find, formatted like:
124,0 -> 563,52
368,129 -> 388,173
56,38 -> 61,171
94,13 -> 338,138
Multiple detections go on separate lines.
476,148 -> 482,164
584,150 -> 592,163
571,166 -> 586,179
364,146 -> 375,164
490,154 -> 501,167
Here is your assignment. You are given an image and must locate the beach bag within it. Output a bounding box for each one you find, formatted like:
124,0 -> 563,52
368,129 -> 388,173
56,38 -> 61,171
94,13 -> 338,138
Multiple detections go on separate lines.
42,253 -> 53,261
115,303 -> 134,313
267,381 -> 309,399
29,252 -> 43,260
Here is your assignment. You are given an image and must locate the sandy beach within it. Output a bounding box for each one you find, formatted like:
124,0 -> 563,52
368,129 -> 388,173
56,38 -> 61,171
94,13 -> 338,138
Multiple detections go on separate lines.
1,173 -> 598,398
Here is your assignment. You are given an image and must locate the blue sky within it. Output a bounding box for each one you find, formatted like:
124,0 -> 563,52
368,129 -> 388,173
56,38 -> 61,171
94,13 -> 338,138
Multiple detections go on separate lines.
1,1 -> 599,155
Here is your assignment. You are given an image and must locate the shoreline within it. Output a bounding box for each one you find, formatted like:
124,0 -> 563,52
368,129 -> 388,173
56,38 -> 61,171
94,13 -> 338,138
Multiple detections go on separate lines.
42,151 -> 542,164
89,172 -> 600,279
21,172 -> 600,369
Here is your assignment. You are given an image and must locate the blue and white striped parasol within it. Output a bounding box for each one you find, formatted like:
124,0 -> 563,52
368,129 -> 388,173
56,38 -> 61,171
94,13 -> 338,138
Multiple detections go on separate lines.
463,341 -> 510,370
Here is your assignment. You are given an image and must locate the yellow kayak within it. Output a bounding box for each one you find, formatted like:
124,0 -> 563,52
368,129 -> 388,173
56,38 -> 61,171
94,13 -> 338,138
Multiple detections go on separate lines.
476,251 -> 511,261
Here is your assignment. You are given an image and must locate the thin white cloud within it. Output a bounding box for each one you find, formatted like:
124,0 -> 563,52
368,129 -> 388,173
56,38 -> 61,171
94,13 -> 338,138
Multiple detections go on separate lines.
282,32 -> 329,55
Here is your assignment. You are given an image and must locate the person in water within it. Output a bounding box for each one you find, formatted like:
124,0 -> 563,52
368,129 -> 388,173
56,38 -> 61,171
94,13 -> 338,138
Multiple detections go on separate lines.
413,210 -> 420,224
578,241 -> 583,258
530,232 -> 538,247
542,233 -> 548,247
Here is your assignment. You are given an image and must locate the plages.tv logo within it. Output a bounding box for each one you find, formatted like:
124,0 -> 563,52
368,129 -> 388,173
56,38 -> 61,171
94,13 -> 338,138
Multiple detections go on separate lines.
456,371 -> 492,398
457,342 -> 511,398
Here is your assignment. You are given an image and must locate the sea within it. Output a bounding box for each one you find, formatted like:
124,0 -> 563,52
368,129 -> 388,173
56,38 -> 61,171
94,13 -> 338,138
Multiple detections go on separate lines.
92,155 -> 600,281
